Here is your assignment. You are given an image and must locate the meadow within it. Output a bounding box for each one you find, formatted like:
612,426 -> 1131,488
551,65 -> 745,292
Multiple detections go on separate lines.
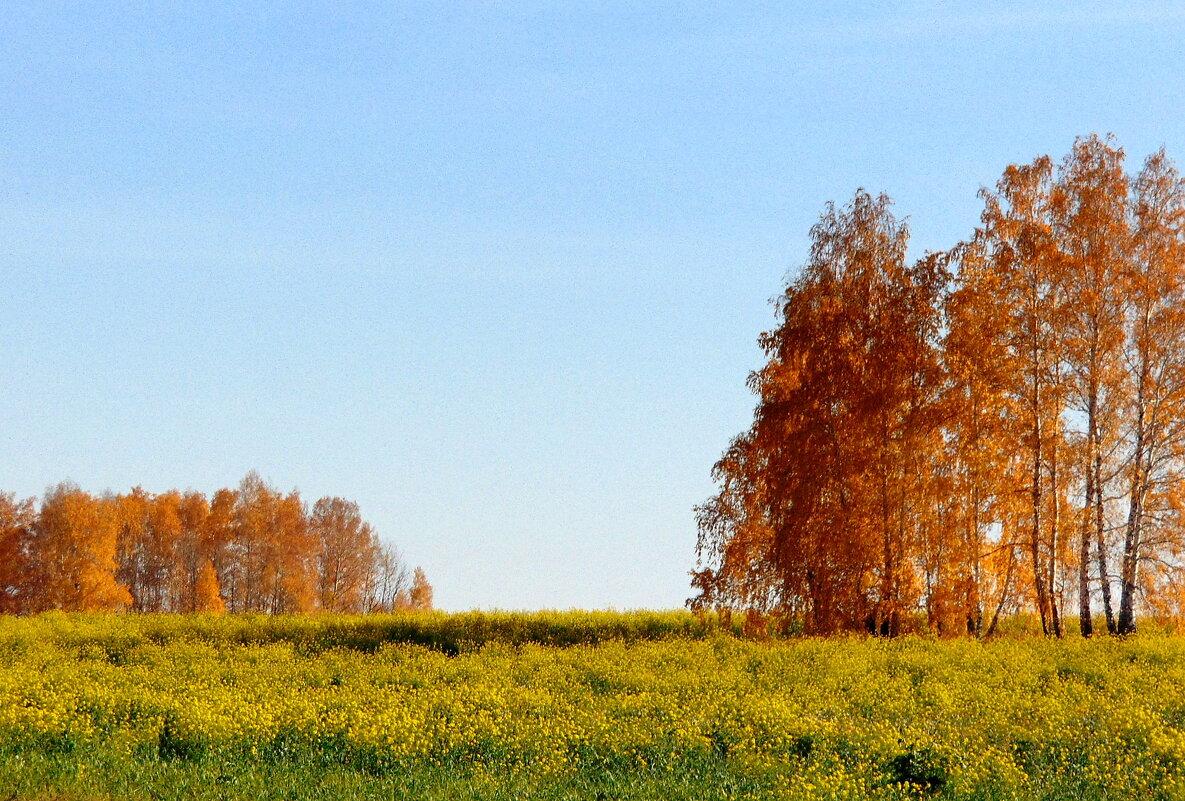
1,612 -> 1184,800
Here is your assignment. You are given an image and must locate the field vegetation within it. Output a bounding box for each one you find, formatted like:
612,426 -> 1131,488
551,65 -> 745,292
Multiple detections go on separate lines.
2,612 -> 1185,800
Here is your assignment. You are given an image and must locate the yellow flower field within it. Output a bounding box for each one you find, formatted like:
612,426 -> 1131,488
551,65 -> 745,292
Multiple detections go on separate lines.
0,612 -> 1183,800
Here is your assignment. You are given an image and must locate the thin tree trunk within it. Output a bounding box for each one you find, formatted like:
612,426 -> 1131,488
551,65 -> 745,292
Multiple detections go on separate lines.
969,483 -> 983,636
880,466 -> 894,637
986,539 -> 1018,638
1029,366 -> 1052,635
1118,400 -> 1147,635
1048,425 -> 1064,638
1118,481 -> 1143,635
1078,442 -> 1095,636
1095,444 -> 1116,634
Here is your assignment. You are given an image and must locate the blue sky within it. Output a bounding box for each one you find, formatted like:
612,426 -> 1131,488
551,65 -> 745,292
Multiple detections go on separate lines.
3,2 -> 1184,610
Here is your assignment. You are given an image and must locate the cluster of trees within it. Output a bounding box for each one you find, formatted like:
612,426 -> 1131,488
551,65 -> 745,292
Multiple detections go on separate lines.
693,135 -> 1185,637
0,471 -> 432,615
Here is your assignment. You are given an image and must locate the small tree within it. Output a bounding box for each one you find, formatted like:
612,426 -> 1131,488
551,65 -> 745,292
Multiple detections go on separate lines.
409,567 -> 434,611
194,559 -> 225,614
366,543 -> 411,612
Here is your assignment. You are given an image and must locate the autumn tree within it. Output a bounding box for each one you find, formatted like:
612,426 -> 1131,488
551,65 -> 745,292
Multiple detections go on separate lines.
312,496 -> 381,613
941,238 -> 1018,635
0,493 -> 36,613
1048,135 -> 1131,636
270,487 -> 316,613
114,487 -> 152,610
193,559 -> 225,613
115,488 -> 186,612
27,483 -> 130,612
174,490 -> 212,613
224,473 -> 318,614
694,191 -> 947,634
204,487 -> 237,610
971,155 -> 1077,637
1116,151 -> 1185,633
225,472 -> 271,612
408,567 -> 434,611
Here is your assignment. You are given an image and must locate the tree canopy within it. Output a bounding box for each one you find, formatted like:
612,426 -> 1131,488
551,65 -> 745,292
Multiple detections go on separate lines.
693,135 -> 1185,636
0,472 -> 431,615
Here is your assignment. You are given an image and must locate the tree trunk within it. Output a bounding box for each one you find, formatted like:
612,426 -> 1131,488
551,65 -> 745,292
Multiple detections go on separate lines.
1095,445 -> 1116,634
1029,368 -> 1052,635
1048,429 -> 1064,638
968,483 -> 983,636
1117,486 -> 1142,635
1078,450 -> 1095,637
986,539 -> 1017,638
1118,375 -> 1149,635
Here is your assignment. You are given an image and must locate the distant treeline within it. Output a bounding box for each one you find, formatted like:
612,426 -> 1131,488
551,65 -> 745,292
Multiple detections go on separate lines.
695,135 -> 1185,638
0,471 -> 432,615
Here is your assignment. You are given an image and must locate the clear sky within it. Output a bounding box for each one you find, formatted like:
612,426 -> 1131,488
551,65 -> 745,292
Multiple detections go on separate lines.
3,2 -> 1184,610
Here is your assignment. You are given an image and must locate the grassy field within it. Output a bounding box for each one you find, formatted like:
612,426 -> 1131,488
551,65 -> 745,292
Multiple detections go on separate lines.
1,612 -> 1184,800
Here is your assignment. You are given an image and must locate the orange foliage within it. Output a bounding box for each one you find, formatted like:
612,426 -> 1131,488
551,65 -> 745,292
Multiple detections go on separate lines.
30,483 -> 131,612
0,473 -> 423,616
193,559 -> 225,614
0,493 -> 35,613
409,567 -> 434,611
312,497 -> 381,613
695,136 -> 1185,637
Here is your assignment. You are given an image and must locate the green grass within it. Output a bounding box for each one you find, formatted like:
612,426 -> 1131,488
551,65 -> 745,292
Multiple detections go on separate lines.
0,745 -> 777,801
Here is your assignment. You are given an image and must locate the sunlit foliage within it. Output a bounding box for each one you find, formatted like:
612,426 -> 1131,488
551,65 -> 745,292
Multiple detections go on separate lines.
696,135 -> 1185,637
0,473 -> 430,616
